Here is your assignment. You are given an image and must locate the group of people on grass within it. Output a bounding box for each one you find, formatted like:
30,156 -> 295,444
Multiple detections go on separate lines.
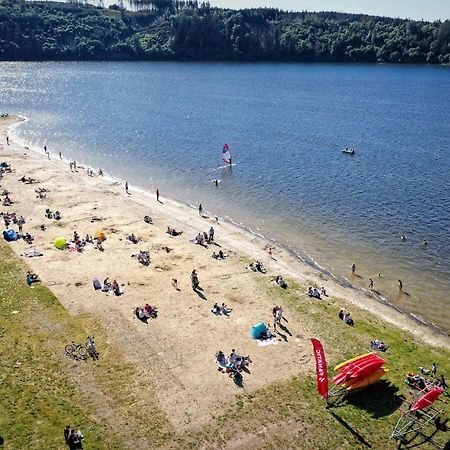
64,425 -> 84,449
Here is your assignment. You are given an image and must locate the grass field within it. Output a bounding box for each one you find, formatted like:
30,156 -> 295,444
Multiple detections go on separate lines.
1,241 -> 449,449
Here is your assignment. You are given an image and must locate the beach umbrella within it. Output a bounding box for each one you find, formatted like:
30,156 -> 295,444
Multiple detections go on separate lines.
54,237 -> 66,249
95,231 -> 106,241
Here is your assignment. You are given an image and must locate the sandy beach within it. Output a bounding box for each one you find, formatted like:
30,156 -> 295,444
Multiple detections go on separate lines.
1,114 -> 449,438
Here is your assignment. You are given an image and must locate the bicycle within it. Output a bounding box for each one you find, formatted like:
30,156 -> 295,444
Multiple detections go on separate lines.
65,341 -> 88,361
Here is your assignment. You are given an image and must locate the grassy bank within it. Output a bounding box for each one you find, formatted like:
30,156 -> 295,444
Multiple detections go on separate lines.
0,239 -> 448,449
0,241 -> 171,449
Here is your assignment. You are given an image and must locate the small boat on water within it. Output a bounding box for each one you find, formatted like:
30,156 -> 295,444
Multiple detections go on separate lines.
342,147 -> 355,155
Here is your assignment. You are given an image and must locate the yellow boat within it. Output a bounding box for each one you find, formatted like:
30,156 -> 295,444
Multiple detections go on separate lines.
334,352 -> 374,372
345,367 -> 389,391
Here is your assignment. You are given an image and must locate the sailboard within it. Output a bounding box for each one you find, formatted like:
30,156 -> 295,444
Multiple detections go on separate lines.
222,143 -> 232,165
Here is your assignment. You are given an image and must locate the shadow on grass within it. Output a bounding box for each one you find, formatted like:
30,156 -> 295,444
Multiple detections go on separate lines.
346,381 -> 403,418
397,428 -> 450,449
328,410 -> 372,448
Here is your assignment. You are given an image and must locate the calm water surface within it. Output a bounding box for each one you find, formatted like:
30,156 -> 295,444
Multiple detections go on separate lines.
1,61 -> 449,332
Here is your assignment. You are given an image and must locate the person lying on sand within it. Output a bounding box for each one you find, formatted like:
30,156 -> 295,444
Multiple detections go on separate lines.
247,261 -> 266,273
133,250 -> 150,265
167,226 -> 182,236
339,309 -> 354,326
211,303 -> 221,315
19,175 -> 37,184
125,233 -> 139,244
26,271 -> 39,286
221,303 -> 232,315
308,287 -> 321,299
275,275 -> 287,289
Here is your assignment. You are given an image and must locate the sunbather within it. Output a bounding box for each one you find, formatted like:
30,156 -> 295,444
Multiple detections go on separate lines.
275,275 -> 287,288
26,271 -> 39,286
220,303 -> 232,315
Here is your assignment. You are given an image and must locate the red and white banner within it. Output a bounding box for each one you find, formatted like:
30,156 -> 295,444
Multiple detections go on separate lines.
311,338 -> 329,399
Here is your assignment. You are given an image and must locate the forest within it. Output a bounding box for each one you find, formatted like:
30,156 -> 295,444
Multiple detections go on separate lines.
0,0 -> 449,63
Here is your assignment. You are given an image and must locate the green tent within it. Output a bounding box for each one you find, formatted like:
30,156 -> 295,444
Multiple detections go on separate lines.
54,237 -> 66,249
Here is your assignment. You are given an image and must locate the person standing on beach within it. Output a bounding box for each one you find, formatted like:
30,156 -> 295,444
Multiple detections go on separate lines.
198,204 -> 203,216
351,263 -> 356,274
398,279 -> 403,291
125,181 -> 129,194
6,136 -> 9,145
59,151 -> 62,159
156,188 -> 160,202
368,278 -> 374,290
208,227 -> 214,243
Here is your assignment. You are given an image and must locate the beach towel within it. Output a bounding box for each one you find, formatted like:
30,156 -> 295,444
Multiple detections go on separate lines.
20,249 -> 43,257
256,337 -> 278,347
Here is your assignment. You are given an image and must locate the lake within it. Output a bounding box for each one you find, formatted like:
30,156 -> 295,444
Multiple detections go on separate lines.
1,61 -> 449,332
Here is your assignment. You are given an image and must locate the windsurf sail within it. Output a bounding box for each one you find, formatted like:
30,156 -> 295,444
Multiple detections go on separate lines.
222,143 -> 232,165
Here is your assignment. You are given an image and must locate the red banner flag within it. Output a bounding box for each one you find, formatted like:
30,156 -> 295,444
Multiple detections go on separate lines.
311,338 -> 329,399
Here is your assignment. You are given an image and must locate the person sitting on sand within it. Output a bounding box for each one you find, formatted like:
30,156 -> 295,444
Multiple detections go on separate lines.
144,215 -> 153,224
23,233 -> 34,244
144,303 -> 157,318
134,307 -> 147,322
53,211 -> 61,220
102,277 -> 111,292
255,261 -> 266,273
275,276 -> 287,289
312,288 -> 321,299
95,238 -> 104,252
195,233 -> 205,246
321,287 -> 327,296
26,271 -> 39,286
215,351 -> 227,370
211,303 -> 221,315
112,279 -> 121,296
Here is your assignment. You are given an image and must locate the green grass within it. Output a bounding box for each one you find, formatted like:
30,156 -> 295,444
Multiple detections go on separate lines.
1,240 -> 449,449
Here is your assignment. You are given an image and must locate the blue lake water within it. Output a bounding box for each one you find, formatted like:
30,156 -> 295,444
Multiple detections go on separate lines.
1,61 -> 449,332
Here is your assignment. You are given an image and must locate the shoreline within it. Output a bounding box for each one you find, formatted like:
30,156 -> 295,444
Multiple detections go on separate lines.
3,114 -> 449,348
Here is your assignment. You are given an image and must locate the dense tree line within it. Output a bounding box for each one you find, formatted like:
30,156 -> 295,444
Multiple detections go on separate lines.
0,0 -> 449,63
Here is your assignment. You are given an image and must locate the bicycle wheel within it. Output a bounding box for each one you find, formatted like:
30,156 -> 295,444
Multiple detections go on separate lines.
77,345 -> 88,360
65,344 -> 76,359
